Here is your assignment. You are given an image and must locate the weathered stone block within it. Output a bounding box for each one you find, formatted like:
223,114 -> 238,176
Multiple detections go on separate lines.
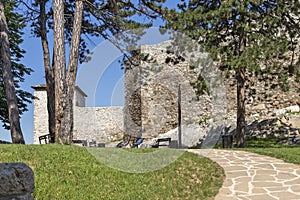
273,105 -> 300,116
252,103 -> 266,110
289,117 -> 300,128
0,163 -> 34,200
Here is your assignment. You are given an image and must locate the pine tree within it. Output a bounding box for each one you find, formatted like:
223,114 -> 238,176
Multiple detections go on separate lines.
162,0 -> 299,147
0,0 -> 33,143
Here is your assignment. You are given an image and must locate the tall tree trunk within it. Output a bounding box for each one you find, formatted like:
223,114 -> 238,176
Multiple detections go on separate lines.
39,0 -> 55,143
53,0 -> 67,144
235,67 -> 246,147
0,0 -> 25,144
65,0 -> 84,143
235,20 -> 246,148
53,0 -> 83,144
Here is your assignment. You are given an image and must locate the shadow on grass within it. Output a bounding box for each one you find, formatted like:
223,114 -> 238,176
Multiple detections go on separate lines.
87,148 -> 185,173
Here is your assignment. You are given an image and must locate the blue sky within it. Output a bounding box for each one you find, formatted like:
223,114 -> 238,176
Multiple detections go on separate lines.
0,1 -> 180,144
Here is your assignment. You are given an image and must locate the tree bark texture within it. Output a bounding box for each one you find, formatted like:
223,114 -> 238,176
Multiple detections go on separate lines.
235,67 -> 246,147
235,15 -> 246,148
53,0 -> 68,144
52,0 -> 84,144
65,0 -> 84,141
0,0 -> 25,144
39,0 -> 55,143
178,84 -> 182,148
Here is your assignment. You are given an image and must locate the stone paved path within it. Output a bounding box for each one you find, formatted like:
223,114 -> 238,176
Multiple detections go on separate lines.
187,149 -> 300,200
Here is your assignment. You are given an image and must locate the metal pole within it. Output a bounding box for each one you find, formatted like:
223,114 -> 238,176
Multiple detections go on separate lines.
178,84 -> 182,148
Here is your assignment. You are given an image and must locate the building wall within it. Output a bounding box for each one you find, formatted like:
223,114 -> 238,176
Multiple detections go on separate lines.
33,89 -> 49,144
74,91 -> 85,107
74,86 -> 86,107
124,40 -> 300,141
225,69 -> 300,119
73,106 -> 124,143
32,87 -> 124,144
124,65 -> 142,138
124,41 -> 222,139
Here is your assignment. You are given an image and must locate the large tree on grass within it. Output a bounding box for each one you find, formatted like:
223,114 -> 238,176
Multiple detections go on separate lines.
161,0 -> 299,147
0,0 -> 33,143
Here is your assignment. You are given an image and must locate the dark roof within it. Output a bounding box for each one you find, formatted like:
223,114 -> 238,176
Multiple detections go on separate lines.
31,84 -> 87,97
31,84 -> 47,90
75,86 -> 88,97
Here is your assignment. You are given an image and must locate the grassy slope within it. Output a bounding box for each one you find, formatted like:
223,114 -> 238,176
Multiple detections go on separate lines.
243,148 -> 300,164
0,145 -> 224,200
237,138 -> 300,164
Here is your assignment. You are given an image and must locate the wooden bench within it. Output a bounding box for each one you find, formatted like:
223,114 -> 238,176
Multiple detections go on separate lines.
72,140 -> 88,146
152,137 -> 172,148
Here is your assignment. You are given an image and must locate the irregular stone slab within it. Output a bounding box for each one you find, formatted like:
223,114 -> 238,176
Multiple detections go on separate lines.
234,182 -> 250,193
243,194 -> 277,200
271,191 -> 300,199
291,185 -> 300,193
0,163 -> 34,200
253,175 -> 276,181
251,181 -> 283,188
256,169 -> 277,175
276,172 -> 298,180
273,105 -> 300,116
187,149 -> 300,200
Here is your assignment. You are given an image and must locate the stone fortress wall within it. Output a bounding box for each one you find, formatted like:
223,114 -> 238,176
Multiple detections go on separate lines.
32,85 -> 124,144
124,40 -> 300,145
124,41 -> 224,142
73,106 -> 123,143
33,40 -> 300,146
225,67 -> 300,118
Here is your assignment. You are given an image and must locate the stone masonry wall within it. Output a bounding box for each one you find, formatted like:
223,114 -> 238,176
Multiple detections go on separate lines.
140,42 -> 210,131
124,40 -> 299,144
124,41 -> 225,139
74,106 -> 124,143
124,65 -> 142,138
225,68 -> 300,119
33,88 -> 49,144
33,40 -> 300,145
33,86 -> 124,144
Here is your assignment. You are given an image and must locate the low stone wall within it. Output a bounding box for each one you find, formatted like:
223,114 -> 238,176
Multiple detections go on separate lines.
0,163 -> 34,200
74,106 -> 124,143
32,83 -> 124,144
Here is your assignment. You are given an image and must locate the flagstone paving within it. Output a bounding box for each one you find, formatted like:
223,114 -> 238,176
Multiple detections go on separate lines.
187,149 -> 300,200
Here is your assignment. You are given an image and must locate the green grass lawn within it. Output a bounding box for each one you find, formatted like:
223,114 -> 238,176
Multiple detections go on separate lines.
243,147 -> 300,165
211,137 -> 300,164
240,137 -> 300,164
0,145 -> 224,200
